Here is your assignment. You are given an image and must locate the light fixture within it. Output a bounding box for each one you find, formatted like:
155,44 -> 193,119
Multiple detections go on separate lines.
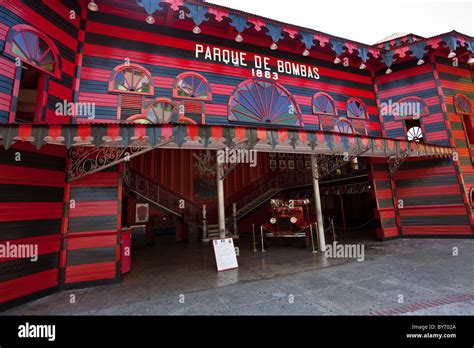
270,42 -> 278,50
235,33 -> 243,42
417,58 -> 425,65
302,49 -> 310,56
290,217 -> 297,224
146,15 -> 155,24
351,157 -> 359,170
270,217 -> 276,224
448,51 -> 456,59
385,67 -> 392,74
192,26 -> 201,34
87,0 -> 98,11
333,56 -> 341,64
468,56 -> 474,65
359,62 -> 366,70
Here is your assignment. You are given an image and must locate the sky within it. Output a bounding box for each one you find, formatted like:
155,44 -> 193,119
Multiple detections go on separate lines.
207,0 -> 473,45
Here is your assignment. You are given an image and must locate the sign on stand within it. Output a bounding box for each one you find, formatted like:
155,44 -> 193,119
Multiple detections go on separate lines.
212,238 -> 238,272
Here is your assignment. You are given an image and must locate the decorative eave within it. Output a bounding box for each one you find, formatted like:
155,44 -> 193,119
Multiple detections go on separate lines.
127,0 -> 473,72
0,123 -> 455,159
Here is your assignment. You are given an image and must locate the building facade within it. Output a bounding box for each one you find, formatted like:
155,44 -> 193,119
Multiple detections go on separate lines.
0,0 -> 473,310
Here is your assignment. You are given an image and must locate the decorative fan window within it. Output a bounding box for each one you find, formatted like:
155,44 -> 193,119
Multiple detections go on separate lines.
7,26 -> 59,77
109,64 -> 153,95
313,92 -> 336,115
406,119 -> 424,142
228,79 -> 302,127
346,98 -> 368,119
127,98 -> 179,124
334,118 -> 354,134
454,94 -> 472,115
395,96 -> 429,119
173,72 -> 211,101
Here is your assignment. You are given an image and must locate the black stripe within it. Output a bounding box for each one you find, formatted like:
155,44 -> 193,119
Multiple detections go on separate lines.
0,148 -> 66,171
400,215 -> 469,226
396,175 -> 458,188
0,184 -> 64,202
70,187 -> 118,201
68,215 -> 117,233
0,219 -> 61,241
0,251 -> 59,282
382,217 -> 397,228
399,194 -> 463,206
66,246 -> 116,266
375,180 -> 391,189
378,198 -> 394,208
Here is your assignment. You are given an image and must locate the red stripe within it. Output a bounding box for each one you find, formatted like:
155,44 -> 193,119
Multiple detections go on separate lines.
68,201 -> 118,218
0,202 -> 63,221
0,165 -> 65,186
65,261 -> 116,284
0,269 -> 58,303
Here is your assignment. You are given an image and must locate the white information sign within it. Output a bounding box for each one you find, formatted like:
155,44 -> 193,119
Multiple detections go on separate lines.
212,238 -> 238,272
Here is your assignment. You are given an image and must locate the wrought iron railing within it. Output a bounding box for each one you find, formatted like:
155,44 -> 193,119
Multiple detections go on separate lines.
227,170 -> 313,215
123,165 -> 201,222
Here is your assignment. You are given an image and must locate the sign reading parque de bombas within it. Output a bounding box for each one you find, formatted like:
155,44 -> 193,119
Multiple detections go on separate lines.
195,44 -> 321,80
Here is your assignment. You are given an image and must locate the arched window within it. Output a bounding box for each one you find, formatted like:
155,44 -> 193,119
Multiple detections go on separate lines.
334,118 -> 354,134
470,187 -> 474,207
228,78 -> 302,127
173,72 -> 212,101
454,94 -> 472,115
313,92 -> 336,115
109,63 -> 153,95
346,97 -> 368,119
395,96 -> 429,120
6,25 -> 60,78
128,98 -> 180,124
454,94 -> 474,145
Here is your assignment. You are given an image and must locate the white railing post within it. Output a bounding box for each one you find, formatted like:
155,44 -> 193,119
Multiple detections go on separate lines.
202,204 -> 209,242
232,202 -> 239,239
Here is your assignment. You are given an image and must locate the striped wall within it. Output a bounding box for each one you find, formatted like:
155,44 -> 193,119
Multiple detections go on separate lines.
374,60 -> 450,146
0,0 -> 81,123
369,161 -> 399,240
434,57 -> 474,214
0,142 -> 66,310
63,164 -> 122,287
75,2 -> 381,135
395,157 -> 472,236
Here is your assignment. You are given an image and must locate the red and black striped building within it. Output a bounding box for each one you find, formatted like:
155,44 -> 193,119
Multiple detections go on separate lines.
0,0 -> 472,310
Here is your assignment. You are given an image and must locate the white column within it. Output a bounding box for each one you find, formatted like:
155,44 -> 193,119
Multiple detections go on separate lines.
217,162 -> 226,239
311,154 -> 326,252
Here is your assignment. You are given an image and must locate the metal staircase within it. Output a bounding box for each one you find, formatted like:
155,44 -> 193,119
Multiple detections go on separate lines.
224,170 -> 313,229
123,164 -> 313,238
123,165 -> 201,222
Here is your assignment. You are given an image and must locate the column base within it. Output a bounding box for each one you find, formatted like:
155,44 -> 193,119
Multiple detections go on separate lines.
202,238 -> 211,242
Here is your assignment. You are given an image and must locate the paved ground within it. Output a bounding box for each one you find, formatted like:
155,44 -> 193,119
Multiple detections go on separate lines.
3,235 -> 474,315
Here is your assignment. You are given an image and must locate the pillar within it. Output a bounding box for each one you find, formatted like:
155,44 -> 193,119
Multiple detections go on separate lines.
202,204 -> 209,242
217,162 -> 226,239
311,154 -> 326,252
232,203 -> 239,238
